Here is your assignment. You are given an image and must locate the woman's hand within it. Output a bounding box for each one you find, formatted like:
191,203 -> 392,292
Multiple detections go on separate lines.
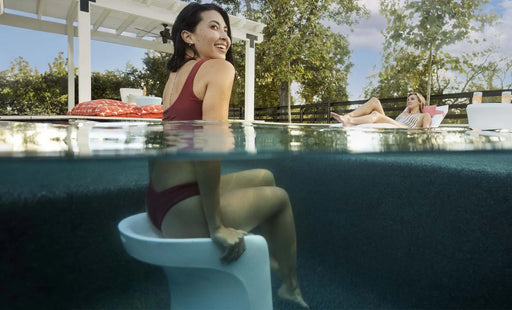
212,226 -> 248,262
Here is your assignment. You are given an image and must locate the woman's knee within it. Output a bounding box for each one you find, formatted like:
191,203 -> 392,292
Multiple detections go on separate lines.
273,187 -> 291,209
370,97 -> 381,105
254,168 -> 276,186
370,110 -> 381,122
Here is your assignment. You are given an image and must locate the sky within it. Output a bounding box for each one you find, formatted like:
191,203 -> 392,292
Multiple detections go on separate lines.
1,0 -> 511,100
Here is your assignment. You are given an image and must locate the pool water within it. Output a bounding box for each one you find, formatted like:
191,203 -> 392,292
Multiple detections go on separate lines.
1,120 -> 512,309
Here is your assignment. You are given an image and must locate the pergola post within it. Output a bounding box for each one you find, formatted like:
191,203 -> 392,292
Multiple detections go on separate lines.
78,0 -> 91,104
66,20 -> 75,111
244,34 -> 257,122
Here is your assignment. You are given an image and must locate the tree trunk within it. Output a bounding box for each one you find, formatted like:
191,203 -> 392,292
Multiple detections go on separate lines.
244,0 -> 252,18
427,44 -> 433,106
278,81 -> 291,122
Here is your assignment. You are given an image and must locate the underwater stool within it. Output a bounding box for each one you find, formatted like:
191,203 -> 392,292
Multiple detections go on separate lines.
118,213 -> 273,310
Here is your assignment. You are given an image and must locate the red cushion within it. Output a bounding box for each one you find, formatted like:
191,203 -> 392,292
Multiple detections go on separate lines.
68,100 -> 163,118
68,99 -> 140,117
405,105 -> 446,117
139,105 -> 163,118
422,105 -> 446,117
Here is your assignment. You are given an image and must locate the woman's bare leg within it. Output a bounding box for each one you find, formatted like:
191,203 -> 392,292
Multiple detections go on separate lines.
348,97 -> 385,117
330,111 -> 352,126
219,169 -> 281,271
161,170 -> 308,308
219,169 -> 275,192
331,97 -> 386,126
348,111 -> 407,127
219,186 -> 307,308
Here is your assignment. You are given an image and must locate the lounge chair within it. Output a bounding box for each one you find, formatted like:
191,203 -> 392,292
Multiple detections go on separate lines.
120,88 -> 143,104
332,105 -> 449,128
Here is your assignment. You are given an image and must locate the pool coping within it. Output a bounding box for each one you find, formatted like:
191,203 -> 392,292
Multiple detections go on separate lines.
0,115 -> 468,127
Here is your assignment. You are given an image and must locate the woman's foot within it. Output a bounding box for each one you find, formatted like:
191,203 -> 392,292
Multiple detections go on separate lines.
330,111 -> 343,123
330,112 -> 352,127
278,284 -> 309,309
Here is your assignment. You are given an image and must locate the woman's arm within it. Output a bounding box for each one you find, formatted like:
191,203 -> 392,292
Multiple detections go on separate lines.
420,113 -> 432,128
201,59 -> 235,121
193,160 -> 222,234
194,59 -> 244,262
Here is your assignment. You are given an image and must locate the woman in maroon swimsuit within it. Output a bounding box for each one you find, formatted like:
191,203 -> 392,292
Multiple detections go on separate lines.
147,3 -> 308,308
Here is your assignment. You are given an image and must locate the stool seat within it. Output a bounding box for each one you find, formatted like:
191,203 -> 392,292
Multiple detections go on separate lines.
118,213 -> 273,310
467,103 -> 512,130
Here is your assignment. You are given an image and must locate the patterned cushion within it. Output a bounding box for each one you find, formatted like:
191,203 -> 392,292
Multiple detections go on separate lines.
68,99 -> 162,118
138,104 -> 163,118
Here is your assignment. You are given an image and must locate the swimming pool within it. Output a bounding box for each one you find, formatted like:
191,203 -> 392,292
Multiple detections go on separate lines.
1,120 -> 512,309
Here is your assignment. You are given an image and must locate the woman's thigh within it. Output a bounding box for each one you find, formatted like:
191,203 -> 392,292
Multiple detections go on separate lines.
160,196 -> 210,238
377,113 -> 407,127
160,186 -> 288,237
219,186 -> 288,232
220,168 -> 275,193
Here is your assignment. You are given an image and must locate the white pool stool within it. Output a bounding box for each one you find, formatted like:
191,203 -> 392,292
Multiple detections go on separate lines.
467,103 -> 512,130
118,213 -> 273,310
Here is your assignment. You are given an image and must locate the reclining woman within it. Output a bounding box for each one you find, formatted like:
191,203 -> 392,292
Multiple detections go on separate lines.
147,3 -> 308,308
331,92 -> 432,128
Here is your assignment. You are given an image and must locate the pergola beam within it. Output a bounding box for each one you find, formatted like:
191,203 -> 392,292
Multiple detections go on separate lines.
115,14 -> 137,35
93,9 -> 110,31
92,30 -> 172,52
65,0 -> 77,23
93,0 -> 181,28
36,0 -> 45,19
0,13 -> 67,34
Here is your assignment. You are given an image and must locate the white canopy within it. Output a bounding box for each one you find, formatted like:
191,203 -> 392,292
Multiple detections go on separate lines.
0,0 -> 265,120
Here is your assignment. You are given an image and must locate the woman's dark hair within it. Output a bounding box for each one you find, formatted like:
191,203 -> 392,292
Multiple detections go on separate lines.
167,2 -> 233,72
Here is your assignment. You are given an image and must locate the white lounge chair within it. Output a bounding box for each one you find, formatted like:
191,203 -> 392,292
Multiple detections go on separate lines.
120,88 -> 143,104
332,105 -> 449,128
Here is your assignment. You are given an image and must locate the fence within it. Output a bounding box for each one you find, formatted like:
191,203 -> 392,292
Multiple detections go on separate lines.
229,89 -> 512,124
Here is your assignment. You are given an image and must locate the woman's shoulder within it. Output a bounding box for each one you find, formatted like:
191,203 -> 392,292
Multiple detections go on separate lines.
201,59 -> 235,75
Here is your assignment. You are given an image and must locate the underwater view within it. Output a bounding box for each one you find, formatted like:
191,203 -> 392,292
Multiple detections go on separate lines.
1,120 -> 512,309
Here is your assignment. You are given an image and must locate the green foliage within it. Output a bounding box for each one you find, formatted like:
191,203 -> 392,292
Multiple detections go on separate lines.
215,0 -> 367,107
0,51 -> 170,115
1,1 -> 367,115
91,51 -> 170,100
368,0 -> 500,100
0,53 -> 69,115
137,51 -> 171,97
230,42 -> 247,107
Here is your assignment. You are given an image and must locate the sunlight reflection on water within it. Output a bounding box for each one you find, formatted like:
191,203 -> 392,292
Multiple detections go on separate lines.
1,120 -> 512,159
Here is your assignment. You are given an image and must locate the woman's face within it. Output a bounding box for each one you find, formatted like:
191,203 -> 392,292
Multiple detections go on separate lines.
185,10 -> 231,60
407,94 -> 421,111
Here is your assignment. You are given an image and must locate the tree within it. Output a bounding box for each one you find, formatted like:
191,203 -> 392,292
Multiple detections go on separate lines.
217,0 -> 367,120
0,57 -> 38,114
0,54 -> 69,115
90,51 -> 170,101
0,51 -> 174,115
91,68 -> 137,100
372,0 -> 498,102
137,50 -> 171,97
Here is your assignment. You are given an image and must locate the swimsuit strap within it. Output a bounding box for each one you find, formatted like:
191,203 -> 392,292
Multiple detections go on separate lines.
180,58 -> 210,95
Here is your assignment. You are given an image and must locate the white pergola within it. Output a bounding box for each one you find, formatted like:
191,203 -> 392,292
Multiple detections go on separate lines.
0,0 -> 265,121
